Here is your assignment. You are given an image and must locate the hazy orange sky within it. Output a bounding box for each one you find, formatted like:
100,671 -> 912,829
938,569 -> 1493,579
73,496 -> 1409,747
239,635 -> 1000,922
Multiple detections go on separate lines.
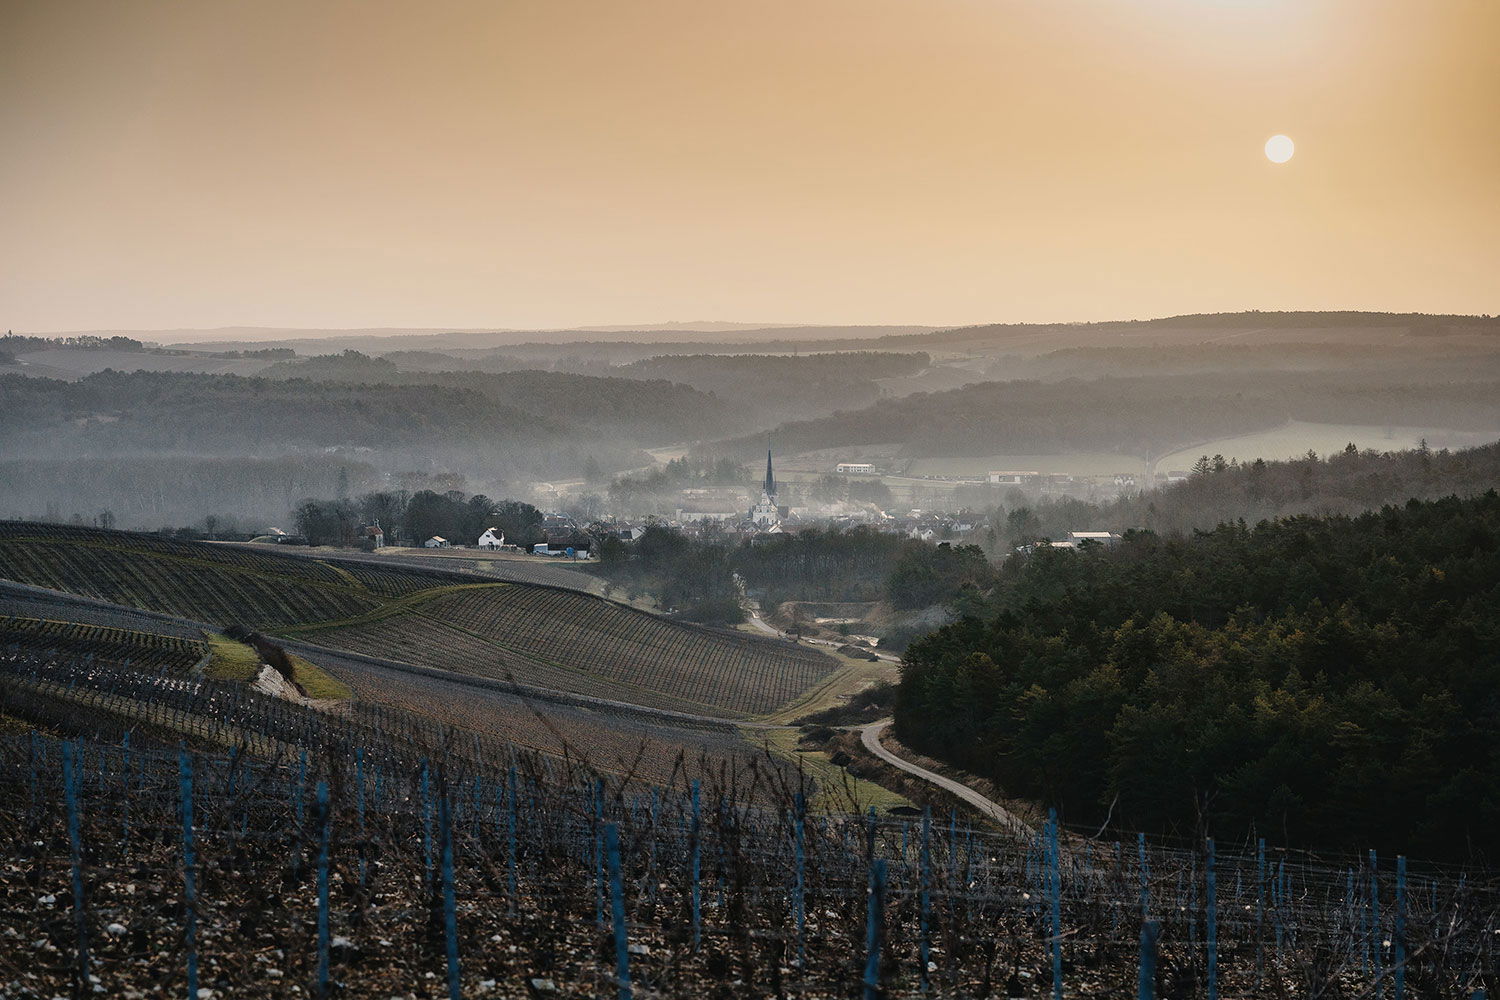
3,0 -> 1497,333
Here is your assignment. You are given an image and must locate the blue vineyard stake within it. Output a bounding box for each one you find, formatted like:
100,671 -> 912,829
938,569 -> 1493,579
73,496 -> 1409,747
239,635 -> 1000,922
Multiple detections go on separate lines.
439,793 -> 461,1000
315,781 -> 332,998
863,858 -> 888,1000
1048,810 -> 1063,1000
179,749 -> 198,1000
1394,855 -> 1406,1000
605,823 -> 631,1000
690,780 -> 702,952
1206,837 -> 1218,1000
919,806 -> 932,994
1137,919 -> 1161,1000
63,741 -> 89,990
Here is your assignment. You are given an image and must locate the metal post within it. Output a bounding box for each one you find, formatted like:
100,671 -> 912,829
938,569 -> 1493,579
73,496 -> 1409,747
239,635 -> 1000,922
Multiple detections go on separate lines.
863,858 -> 888,1000
1138,919 -> 1161,1000
179,750 -> 198,1000
606,823 -> 631,1000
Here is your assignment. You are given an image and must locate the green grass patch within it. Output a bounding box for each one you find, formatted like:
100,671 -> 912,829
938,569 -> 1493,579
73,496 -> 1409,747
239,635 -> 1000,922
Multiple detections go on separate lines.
289,653 -> 352,700
757,727 -> 912,814
203,633 -> 351,699
203,634 -> 263,683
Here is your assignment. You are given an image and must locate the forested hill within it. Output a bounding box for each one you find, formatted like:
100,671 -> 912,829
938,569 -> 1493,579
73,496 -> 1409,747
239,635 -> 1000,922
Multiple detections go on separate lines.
615,352 -> 930,424
1013,439 -> 1500,540
0,367 -> 733,456
709,371 -> 1500,460
895,492 -> 1500,860
259,355 -> 736,444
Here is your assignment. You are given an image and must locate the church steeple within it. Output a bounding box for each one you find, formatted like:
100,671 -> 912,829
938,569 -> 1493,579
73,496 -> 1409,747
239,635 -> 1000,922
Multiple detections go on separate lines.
763,449 -> 775,499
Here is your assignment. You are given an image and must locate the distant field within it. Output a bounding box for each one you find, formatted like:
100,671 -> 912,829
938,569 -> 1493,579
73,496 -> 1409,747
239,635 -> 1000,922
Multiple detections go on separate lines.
1155,421 -> 1500,471
906,452 -> 1147,477
14,348 -> 276,377
0,523 -> 835,718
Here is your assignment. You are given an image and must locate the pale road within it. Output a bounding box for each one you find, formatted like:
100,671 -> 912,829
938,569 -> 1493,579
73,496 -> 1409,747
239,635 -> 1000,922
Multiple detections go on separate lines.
860,719 -> 1031,836
747,603 -> 901,663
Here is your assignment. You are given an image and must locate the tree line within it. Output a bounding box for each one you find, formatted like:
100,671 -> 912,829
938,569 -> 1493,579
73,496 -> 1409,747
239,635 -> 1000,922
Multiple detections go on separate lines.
895,491 -> 1500,860
293,490 -> 544,548
593,523 -> 995,629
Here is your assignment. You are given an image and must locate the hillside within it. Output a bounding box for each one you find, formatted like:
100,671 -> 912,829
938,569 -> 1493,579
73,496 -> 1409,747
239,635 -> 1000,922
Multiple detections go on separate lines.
1010,438 -> 1500,541
710,370 -> 1500,462
896,492 -> 1500,860
0,522 -> 836,718
257,357 -> 738,443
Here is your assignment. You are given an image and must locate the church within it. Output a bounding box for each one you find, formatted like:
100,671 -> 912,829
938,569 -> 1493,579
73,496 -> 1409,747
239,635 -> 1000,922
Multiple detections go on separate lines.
748,450 -> 784,529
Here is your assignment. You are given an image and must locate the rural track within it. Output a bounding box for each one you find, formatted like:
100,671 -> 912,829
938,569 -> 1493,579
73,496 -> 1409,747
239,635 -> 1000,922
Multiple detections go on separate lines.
747,603 -> 900,663
0,579 -> 780,733
860,719 -> 1030,835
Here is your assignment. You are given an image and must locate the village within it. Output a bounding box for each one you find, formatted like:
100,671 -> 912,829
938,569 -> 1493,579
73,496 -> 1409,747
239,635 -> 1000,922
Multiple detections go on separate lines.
258,451 -> 1124,560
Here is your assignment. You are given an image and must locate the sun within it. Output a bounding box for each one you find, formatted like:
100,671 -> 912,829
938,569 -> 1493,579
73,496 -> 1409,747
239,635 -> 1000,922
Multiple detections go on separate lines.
1265,134 -> 1295,164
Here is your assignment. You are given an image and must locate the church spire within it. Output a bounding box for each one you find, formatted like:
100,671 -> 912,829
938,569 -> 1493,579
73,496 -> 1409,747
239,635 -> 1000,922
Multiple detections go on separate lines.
763,449 -> 775,499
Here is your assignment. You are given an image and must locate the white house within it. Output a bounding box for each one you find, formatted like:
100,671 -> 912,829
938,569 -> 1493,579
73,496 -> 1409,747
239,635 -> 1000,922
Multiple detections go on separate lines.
1068,530 -> 1121,546
424,536 -> 449,548
477,528 -> 504,549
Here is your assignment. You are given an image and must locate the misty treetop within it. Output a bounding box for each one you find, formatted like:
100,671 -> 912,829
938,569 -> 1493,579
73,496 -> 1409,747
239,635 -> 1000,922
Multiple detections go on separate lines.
895,491 -> 1500,860
294,490 -> 544,548
713,370 -> 1500,461
987,438 -> 1500,547
260,353 -> 736,444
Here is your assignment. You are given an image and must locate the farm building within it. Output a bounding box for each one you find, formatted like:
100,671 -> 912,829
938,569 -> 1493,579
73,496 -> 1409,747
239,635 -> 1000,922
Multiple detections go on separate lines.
424,536 -> 449,548
362,525 -> 385,549
988,471 -> 1040,485
1068,530 -> 1121,546
477,528 -> 504,549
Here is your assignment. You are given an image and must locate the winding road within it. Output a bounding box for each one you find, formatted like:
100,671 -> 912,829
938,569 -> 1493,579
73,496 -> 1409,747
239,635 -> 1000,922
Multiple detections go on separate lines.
860,719 -> 1030,836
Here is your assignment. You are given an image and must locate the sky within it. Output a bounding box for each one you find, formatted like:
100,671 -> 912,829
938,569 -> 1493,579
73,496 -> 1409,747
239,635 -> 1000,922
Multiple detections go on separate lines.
2,0 -> 1497,334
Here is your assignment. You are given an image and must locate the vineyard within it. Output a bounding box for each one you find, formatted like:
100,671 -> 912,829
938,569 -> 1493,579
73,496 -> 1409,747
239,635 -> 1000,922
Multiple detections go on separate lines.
0,615 -> 207,675
1,570 -> 1498,997
0,523 -> 377,628
5,660 -> 1500,999
297,584 -> 837,718
0,582 -> 784,793
0,524 -> 837,719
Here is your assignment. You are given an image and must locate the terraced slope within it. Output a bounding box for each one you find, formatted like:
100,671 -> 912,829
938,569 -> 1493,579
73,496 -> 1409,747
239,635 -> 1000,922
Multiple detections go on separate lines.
293,584 -> 836,718
0,523 -> 838,717
0,615 -> 206,674
0,523 -> 377,626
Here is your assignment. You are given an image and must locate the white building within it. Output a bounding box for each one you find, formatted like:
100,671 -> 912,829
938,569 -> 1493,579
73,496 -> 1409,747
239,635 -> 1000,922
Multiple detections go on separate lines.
835,462 -> 875,474
477,528 -> 505,549
988,471 -> 1041,485
1068,530 -> 1121,546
